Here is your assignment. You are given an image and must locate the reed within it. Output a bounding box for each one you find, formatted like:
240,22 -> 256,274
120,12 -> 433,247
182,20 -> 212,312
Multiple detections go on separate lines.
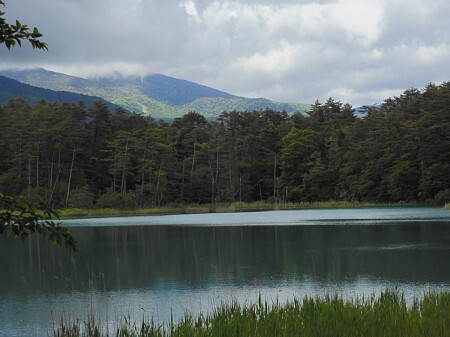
58,201 -> 400,218
53,290 -> 450,337
58,207 -> 180,218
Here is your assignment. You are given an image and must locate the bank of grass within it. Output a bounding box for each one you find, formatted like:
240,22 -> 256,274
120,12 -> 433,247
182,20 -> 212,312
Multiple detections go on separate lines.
214,200 -> 384,212
53,290 -> 450,337
58,201 -> 406,219
58,207 -> 177,218
445,203 -> 450,210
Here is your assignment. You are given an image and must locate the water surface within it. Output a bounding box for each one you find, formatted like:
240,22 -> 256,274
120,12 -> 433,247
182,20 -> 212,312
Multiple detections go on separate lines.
1,207 -> 449,336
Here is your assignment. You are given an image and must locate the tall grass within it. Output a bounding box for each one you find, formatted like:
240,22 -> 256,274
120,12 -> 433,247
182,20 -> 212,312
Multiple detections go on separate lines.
53,290 -> 450,337
58,201 -> 400,218
59,207 -> 178,218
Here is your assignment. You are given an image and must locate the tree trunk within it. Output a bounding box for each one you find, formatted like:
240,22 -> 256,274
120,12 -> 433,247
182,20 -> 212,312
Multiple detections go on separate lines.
27,155 -> 32,199
181,159 -> 186,202
36,141 -> 40,190
65,148 -> 76,208
120,139 -> 129,195
49,149 -> 62,207
273,153 -> 277,199
191,142 -> 196,177
48,151 -> 54,205
155,161 -> 162,206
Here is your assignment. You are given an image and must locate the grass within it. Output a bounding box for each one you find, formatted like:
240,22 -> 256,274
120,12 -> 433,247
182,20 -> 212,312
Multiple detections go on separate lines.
57,201 -> 413,219
58,207 -> 176,218
445,203 -> 450,210
52,290 -> 450,337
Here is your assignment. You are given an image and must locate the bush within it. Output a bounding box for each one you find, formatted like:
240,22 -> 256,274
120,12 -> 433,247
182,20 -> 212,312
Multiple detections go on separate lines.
95,189 -> 137,209
434,189 -> 450,204
67,186 -> 94,209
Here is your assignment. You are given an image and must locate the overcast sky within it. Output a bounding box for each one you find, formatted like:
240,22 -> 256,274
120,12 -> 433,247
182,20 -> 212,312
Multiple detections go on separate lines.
0,0 -> 449,106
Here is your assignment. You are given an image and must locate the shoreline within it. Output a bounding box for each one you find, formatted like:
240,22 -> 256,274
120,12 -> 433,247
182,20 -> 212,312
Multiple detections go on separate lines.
56,201 -> 443,219
52,290 -> 450,337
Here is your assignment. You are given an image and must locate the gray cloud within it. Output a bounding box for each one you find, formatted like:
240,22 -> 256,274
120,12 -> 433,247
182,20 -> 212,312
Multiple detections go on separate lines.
0,0 -> 449,106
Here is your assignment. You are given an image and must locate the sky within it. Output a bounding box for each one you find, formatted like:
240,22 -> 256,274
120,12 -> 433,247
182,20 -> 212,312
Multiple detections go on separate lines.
0,0 -> 449,106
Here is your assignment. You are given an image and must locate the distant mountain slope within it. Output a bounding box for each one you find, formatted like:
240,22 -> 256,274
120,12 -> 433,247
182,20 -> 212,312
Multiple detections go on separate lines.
0,75 -> 118,109
351,104 -> 383,118
100,73 -> 236,105
0,68 -> 311,118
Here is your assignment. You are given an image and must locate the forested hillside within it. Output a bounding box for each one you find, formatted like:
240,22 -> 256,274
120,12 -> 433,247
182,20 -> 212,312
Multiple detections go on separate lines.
0,75 -> 118,110
0,82 -> 448,209
0,69 -> 311,118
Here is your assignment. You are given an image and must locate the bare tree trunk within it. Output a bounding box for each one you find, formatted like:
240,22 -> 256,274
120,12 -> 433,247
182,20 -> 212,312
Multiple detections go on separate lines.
140,169 -> 145,208
65,147 -> 76,208
27,155 -> 32,199
49,149 -> 62,207
155,161 -> 162,206
209,158 -> 215,203
36,141 -> 40,190
197,180 -> 204,204
120,139 -> 129,195
229,164 -> 234,202
48,151 -> 54,204
273,153 -> 277,199
191,142 -> 196,177
139,138 -> 149,209
181,160 -> 186,201
239,173 -> 242,203
215,139 -> 219,195
112,151 -> 117,193
259,183 -> 263,201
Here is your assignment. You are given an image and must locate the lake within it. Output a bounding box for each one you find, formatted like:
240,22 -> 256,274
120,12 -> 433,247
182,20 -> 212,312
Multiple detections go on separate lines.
1,207 -> 450,336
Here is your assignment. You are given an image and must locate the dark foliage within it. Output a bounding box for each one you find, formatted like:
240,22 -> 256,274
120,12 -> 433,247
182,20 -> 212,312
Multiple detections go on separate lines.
0,0 -> 47,50
0,75 -> 119,109
0,82 -> 448,208
0,193 -> 77,252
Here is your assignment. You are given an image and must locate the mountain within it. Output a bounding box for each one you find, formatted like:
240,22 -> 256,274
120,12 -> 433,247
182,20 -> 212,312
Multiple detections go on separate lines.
0,68 -> 311,118
353,104 -> 382,117
0,75 -> 119,110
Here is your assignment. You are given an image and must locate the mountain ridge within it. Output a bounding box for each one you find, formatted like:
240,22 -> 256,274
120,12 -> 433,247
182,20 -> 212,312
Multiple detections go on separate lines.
0,74 -> 119,110
0,68 -> 311,118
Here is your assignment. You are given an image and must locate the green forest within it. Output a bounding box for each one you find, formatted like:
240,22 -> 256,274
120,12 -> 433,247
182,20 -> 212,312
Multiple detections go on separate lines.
0,82 -> 449,209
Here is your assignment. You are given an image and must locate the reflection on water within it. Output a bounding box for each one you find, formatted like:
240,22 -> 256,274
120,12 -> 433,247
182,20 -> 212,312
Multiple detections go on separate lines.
62,206 -> 450,227
1,207 -> 450,336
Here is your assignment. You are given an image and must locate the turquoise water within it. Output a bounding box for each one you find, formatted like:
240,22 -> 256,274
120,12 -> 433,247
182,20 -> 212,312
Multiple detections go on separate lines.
1,207 -> 450,336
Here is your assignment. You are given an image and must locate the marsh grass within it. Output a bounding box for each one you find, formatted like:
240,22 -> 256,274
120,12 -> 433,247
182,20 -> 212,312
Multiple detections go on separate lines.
58,201 -> 400,218
59,207 -> 177,218
53,290 -> 450,337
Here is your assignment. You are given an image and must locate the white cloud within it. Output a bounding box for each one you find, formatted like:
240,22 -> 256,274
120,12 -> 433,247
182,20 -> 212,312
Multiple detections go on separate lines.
331,0 -> 384,47
49,62 -> 152,79
181,1 -> 200,22
413,44 -> 450,64
232,39 -> 300,78
0,0 -> 449,107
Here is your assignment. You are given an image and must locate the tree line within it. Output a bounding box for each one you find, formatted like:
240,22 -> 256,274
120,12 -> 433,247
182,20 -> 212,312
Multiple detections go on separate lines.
0,82 -> 449,209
